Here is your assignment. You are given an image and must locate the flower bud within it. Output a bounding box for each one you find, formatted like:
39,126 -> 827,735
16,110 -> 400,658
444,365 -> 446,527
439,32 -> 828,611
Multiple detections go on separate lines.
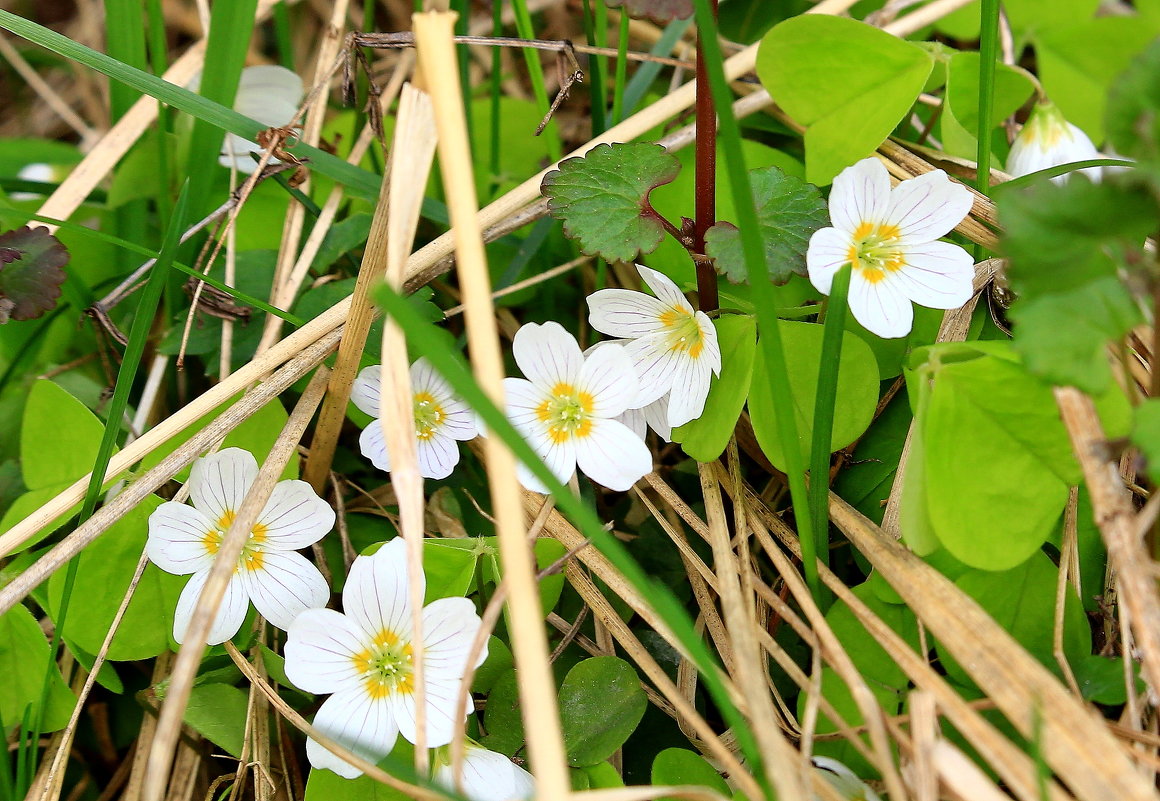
1006,100 -> 1101,184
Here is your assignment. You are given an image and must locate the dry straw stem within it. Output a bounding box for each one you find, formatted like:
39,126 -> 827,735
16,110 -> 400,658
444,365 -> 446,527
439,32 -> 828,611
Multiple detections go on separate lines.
379,82 -> 440,768
697,464 -> 806,799
221,642 -> 448,800
412,9 -> 571,799
141,366 -> 331,801
1055,387 -> 1160,699
0,328 -> 342,615
828,493 -> 1159,801
711,464 -> 1074,801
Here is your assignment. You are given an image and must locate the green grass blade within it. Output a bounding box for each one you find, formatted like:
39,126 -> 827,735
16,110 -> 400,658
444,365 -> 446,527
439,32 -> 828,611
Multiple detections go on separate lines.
621,18 -> 693,120
104,0 -> 147,119
509,0 -> 561,160
976,0 -> 1000,198
581,0 -> 607,135
611,11 -> 631,124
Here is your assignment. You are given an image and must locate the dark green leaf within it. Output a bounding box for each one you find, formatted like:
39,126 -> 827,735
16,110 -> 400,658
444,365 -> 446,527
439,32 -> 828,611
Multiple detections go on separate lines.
0,225 -> 68,322
651,749 -> 730,799
560,656 -> 647,766
312,213 -> 372,272
182,682 -> 249,758
704,165 -> 827,284
541,142 -> 681,263
1009,276 -> 1143,395
482,670 -> 525,756
1106,38 -> 1160,165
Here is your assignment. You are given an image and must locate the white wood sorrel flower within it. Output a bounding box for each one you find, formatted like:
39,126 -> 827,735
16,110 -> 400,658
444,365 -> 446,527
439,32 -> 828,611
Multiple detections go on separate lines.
146,448 -> 333,645
433,742 -> 535,801
1007,100 -> 1102,184
350,358 -> 478,480
812,756 -> 882,801
806,157 -> 975,339
587,264 -> 721,430
504,321 -> 652,493
285,538 -> 486,779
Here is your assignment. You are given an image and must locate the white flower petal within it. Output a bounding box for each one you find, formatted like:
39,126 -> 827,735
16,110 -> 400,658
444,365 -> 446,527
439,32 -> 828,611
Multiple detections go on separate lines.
635,264 -> 694,311
883,170 -> 974,243
617,406 -> 647,440
441,401 -> 479,441
694,310 -> 722,376
306,687 -> 398,779
224,65 -> 303,174
173,569 -> 250,645
642,396 -> 672,442
343,539 -> 418,642
666,358 -> 712,429
422,597 -> 488,681
848,274 -> 914,340
577,341 -> 639,418
417,433 -> 460,480
436,745 -> 535,801
350,365 -> 383,418
575,419 -> 653,491
894,241 -> 975,310
392,672 -> 469,749
813,756 -> 883,801
524,425 -> 577,491
285,608 -> 366,694
146,502 -> 216,575
807,227 -> 854,296
257,480 -> 335,549
503,377 -> 545,426
189,448 -> 258,525
828,157 -> 891,233
242,550 -> 330,631
587,289 -> 670,339
623,336 -> 682,407
512,322 -> 582,390
359,421 -> 393,473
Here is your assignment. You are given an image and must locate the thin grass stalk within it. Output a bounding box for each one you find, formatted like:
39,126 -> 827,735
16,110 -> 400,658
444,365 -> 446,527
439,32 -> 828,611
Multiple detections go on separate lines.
141,366 -> 331,801
508,0 -> 560,159
581,0 -> 607,135
698,463 -> 799,799
379,82 -> 440,772
806,264 -> 852,608
411,11 -> 571,795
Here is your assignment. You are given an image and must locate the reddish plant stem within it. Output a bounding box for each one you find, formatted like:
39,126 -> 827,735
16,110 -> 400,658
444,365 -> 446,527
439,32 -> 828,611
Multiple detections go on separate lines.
693,0 -> 719,312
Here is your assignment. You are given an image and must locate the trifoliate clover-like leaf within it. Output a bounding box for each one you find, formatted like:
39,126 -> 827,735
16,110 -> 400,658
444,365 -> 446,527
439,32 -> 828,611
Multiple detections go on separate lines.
0,226 -> 69,323
542,142 -> 681,264
603,0 -> 692,23
704,165 -> 828,285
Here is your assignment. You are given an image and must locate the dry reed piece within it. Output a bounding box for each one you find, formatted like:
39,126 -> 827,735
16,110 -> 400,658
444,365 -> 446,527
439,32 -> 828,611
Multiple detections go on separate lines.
378,81 -> 441,769
412,8 -> 571,798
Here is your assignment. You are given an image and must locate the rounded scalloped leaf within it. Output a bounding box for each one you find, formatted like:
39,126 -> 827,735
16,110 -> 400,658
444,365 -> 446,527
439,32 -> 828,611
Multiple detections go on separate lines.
603,0 -> 692,23
0,225 -> 69,322
541,142 -> 681,263
704,165 -> 828,285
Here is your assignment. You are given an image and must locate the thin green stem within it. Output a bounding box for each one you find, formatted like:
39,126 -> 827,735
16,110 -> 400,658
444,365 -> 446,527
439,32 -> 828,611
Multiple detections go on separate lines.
808,264 -> 851,610
611,12 -> 630,124
510,0 -> 561,159
581,0 -> 607,136
488,0 -> 503,198
272,1 -> 295,70
975,0 -> 1000,262
690,0 -> 819,615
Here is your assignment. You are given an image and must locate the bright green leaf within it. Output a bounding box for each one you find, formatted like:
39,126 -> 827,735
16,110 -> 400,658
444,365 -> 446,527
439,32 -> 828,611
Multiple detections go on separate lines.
672,315 -> 756,462
1133,399 -> 1160,485
182,682 -> 249,758
651,748 -> 730,799
21,379 -> 110,490
47,495 -> 182,661
748,320 -> 879,471
304,767 -> 412,801
0,603 -> 75,732
825,583 -> 921,689
756,15 -> 933,184
560,656 -> 647,766
422,539 -> 480,602
1106,38 -> 1160,166
541,142 -> 681,263
0,483 -> 81,554
941,53 -> 1034,160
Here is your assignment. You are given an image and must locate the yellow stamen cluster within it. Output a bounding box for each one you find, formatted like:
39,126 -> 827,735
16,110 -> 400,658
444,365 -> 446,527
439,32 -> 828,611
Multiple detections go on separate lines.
203,512 -> 269,572
535,382 -> 595,444
846,221 -> 906,284
413,391 -> 447,441
658,307 -> 705,358
352,628 -> 415,699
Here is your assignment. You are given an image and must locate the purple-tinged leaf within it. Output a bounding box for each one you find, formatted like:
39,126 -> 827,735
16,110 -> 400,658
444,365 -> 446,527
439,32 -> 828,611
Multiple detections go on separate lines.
0,226 -> 69,323
603,0 -> 693,23
542,142 -> 681,263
